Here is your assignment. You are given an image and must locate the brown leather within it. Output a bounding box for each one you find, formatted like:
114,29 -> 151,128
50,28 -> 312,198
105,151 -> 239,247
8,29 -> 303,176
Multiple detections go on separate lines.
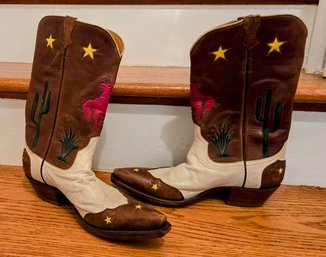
22,149 -> 31,178
261,160 -> 286,188
242,15 -> 260,49
63,16 -> 76,48
114,168 -> 184,200
25,16 -> 65,161
190,15 -> 307,162
25,16 -> 122,170
84,199 -> 167,230
191,20 -> 246,163
244,15 -> 306,160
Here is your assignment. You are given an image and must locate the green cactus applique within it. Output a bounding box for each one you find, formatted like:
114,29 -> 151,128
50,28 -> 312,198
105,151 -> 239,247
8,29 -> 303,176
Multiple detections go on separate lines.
255,88 -> 283,158
57,125 -> 78,164
211,123 -> 232,157
31,81 -> 52,148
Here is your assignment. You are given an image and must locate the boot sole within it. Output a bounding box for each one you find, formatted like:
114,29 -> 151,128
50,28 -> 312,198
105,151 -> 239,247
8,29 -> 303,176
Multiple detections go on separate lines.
26,175 -> 171,240
111,173 -> 279,207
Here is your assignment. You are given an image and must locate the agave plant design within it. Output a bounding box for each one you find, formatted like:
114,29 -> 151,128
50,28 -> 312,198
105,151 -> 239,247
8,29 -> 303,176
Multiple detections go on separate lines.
211,123 -> 232,157
57,125 -> 78,163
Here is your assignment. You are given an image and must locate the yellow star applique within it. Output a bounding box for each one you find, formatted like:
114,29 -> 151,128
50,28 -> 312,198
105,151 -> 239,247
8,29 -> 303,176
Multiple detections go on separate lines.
151,183 -> 159,191
211,46 -> 229,62
104,216 -> 112,224
267,36 -> 286,55
46,34 -> 55,49
83,43 -> 97,60
135,204 -> 142,210
133,168 -> 139,172
277,167 -> 284,175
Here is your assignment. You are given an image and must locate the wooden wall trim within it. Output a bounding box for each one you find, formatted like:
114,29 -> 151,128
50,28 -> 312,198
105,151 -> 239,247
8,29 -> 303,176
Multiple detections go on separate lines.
0,0 -> 319,4
1,62 -> 326,112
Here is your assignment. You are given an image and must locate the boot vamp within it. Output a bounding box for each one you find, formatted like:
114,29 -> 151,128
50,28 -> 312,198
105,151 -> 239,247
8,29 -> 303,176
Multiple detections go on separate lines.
27,144 -> 168,231
114,125 -> 245,200
42,162 -> 128,217
153,125 -> 244,199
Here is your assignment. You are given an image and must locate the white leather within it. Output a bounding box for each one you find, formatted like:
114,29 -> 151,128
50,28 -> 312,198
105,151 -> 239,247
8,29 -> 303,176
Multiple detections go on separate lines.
149,125 -> 287,199
25,137 -> 127,218
25,145 -> 43,182
149,125 -> 245,199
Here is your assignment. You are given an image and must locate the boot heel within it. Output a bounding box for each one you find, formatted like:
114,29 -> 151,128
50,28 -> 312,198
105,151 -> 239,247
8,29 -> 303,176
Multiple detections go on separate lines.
26,175 -> 68,206
222,186 -> 279,207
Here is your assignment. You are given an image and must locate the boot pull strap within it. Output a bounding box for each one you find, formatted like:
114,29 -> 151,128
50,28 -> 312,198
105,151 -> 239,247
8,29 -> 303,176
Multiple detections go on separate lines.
242,15 -> 260,49
63,16 -> 77,48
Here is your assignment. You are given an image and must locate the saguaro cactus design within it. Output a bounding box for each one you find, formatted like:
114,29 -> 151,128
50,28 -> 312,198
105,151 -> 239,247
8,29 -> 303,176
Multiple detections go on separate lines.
255,88 -> 283,157
31,81 -> 52,148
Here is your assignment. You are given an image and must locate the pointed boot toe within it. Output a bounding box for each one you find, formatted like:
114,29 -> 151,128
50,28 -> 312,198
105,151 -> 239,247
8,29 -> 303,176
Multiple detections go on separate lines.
83,201 -> 171,240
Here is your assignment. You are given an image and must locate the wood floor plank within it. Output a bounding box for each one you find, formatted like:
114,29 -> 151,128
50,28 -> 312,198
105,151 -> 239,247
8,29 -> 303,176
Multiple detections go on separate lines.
1,165 -> 325,257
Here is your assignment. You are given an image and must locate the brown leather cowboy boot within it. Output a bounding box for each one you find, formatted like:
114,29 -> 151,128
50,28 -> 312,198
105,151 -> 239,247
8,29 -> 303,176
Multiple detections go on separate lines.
22,15 -> 170,240
112,15 -> 307,207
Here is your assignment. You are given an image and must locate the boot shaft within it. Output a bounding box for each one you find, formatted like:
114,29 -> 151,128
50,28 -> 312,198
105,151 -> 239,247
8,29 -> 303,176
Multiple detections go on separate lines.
25,16 -> 124,169
190,15 -> 307,163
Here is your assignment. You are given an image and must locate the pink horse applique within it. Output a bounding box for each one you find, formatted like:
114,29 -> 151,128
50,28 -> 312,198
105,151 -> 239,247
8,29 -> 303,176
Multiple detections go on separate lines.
190,82 -> 217,122
83,83 -> 113,130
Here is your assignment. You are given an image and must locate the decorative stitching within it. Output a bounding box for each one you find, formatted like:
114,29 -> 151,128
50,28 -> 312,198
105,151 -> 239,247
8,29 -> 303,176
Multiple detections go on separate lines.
211,122 -> 232,157
210,45 -> 230,62
31,81 -> 52,148
190,82 -> 217,123
83,83 -> 112,131
266,35 -> 287,55
57,125 -> 79,164
255,88 -> 283,157
46,34 -> 55,49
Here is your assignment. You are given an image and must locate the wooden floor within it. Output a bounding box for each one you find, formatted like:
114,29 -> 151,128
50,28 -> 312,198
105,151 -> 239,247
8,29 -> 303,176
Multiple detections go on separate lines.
1,165 -> 326,257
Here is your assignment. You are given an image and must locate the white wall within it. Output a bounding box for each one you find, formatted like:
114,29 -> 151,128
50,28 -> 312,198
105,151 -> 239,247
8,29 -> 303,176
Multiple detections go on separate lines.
305,0 -> 326,74
0,99 -> 325,187
0,5 -> 316,67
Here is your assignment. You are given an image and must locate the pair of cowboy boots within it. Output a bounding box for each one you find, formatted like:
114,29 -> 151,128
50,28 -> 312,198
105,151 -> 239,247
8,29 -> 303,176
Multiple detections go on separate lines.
23,15 -> 307,240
